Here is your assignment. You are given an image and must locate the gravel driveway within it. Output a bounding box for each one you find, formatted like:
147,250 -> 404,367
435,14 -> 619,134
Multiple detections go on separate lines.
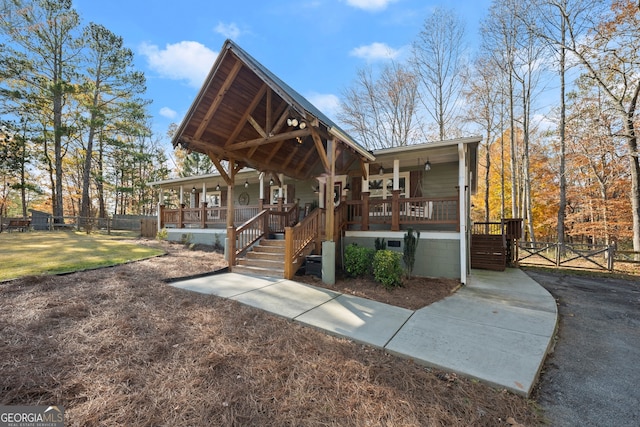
525,269 -> 640,427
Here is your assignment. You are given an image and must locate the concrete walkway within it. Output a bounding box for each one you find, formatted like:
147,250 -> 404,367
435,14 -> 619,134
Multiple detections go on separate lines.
169,268 -> 557,397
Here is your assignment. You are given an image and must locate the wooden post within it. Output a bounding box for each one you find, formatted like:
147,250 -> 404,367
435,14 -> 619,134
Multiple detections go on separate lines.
179,204 -> 185,228
201,202 -> 207,228
227,225 -> 236,268
361,192 -> 370,231
391,189 -> 400,231
325,139 -> 336,241
284,226 -> 293,279
159,205 -> 165,229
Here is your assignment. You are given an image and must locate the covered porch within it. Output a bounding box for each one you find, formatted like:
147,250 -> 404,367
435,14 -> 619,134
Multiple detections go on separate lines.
163,39 -> 479,283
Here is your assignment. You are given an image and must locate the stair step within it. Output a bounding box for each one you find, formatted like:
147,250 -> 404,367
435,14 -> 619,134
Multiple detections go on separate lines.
253,245 -> 285,254
237,258 -> 284,269
233,237 -> 288,278
259,239 -> 286,247
246,251 -> 283,261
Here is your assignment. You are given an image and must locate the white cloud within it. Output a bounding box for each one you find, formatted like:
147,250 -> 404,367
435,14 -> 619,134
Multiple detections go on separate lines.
345,0 -> 398,12
215,22 -> 241,40
139,41 -> 217,88
307,93 -> 341,120
159,107 -> 177,119
350,42 -> 400,61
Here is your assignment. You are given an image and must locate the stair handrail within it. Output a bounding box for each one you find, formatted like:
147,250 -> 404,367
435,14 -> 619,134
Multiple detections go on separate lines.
234,209 -> 269,259
283,208 -> 321,279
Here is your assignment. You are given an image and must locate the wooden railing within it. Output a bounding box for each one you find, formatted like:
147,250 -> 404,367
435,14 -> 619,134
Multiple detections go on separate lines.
228,203 -> 300,269
228,210 -> 269,267
345,196 -> 459,231
472,219 -> 523,240
284,208 -> 322,279
160,203 -> 294,229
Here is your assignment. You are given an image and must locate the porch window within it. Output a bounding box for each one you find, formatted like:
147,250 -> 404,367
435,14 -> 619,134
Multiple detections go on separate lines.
207,191 -> 222,207
369,173 -> 409,199
270,185 -> 288,204
207,191 -> 222,220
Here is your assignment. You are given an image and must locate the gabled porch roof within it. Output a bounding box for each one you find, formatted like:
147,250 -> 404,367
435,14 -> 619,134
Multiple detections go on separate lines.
171,39 -> 374,182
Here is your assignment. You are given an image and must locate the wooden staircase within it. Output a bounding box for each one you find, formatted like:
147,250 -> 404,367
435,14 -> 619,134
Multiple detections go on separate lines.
233,237 -> 287,278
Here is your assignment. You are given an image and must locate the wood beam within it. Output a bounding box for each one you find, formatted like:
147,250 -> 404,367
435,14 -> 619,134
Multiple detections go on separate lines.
265,88 -> 272,135
224,83 -> 268,147
247,115 -> 267,138
226,128 -> 310,151
206,151 -> 231,185
310,126 -> 330,173
194,59 -> 243,140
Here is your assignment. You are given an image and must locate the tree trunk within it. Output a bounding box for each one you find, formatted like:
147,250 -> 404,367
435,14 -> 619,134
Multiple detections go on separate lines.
557,18 -> 567,246
97,135 -> 106,218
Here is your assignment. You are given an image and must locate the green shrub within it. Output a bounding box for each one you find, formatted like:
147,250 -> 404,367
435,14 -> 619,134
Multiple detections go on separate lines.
373,249 -> 403,289
344,243 -> 375,277
374,237 -> 387,251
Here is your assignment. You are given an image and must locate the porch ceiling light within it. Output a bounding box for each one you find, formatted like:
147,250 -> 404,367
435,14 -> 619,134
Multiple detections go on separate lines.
215,183 -> 221,191
244,180 -> 249,188
191,186 -> 196,193
424,159 -> 431,171
379,166 -> 384,175
269,177 -> 275,186
344,183 -> 351,192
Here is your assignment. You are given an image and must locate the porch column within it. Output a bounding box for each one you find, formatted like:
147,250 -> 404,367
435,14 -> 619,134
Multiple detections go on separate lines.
393,159 -> 400,190
323,138 -> 337,285
361,163 -> 369,231
227,165 -> 236,229
361,192 -> 370,231
458,143 -> 468,284
318,177 -> 326,209
259,173 -> 264,199
179,186 -> 184,205
226,162 -> 237,268
157,190 -> 163,231
325,139 -> 336,241
202,182 -> 207,205
391,190 -> 400,231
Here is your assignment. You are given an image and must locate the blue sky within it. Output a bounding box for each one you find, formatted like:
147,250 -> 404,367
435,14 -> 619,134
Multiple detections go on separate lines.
73,0 -> 493,147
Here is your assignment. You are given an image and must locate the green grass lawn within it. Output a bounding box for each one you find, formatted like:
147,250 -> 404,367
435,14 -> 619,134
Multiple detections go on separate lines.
0,231 -> 165,281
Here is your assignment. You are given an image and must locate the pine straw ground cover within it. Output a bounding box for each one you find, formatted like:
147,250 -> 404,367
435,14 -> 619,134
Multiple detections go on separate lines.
0,240 -> 543,426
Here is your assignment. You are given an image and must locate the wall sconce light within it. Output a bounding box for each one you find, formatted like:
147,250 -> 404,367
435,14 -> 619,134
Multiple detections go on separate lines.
379,166 -> 384,176
191,186 -> 196,193
244,180 -> 249,188
424,159 -> 431,171
215,183 -> 221,191
269,177 -> 275,186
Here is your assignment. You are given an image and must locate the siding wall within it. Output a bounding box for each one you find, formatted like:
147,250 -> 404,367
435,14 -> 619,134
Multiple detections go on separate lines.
419,161 -> 459,199
343,231 -> 461,280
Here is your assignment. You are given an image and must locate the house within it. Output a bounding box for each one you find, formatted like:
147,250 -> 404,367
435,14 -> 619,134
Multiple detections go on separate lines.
150,39 -> 480,284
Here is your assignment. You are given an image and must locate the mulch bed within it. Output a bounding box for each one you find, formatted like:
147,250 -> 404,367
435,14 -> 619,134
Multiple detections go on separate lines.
0,239 -> 543,426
